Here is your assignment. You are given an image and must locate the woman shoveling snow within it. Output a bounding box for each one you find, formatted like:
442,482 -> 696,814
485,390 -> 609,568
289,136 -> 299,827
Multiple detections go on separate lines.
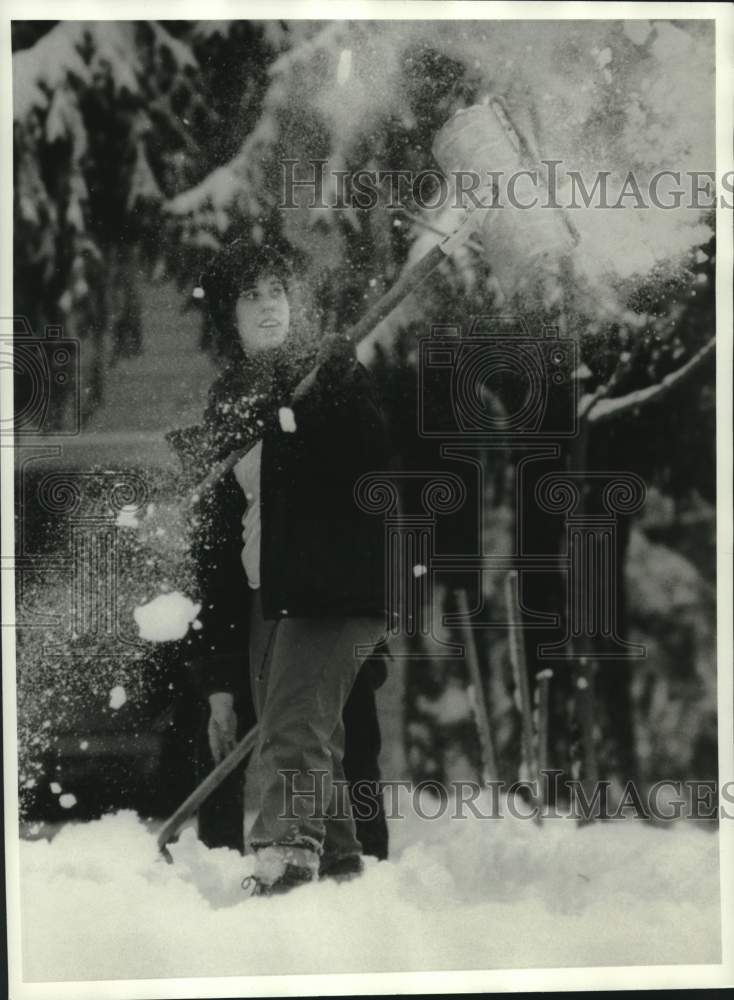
168,241 -> 391,895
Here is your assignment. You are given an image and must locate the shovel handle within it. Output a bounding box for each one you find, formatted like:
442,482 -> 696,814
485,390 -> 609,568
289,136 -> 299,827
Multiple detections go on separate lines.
157,724 -> 259,860
182,211 -> 483,505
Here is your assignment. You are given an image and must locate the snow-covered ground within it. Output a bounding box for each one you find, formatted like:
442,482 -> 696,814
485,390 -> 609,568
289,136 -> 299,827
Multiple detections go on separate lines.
18,795 -> 720,981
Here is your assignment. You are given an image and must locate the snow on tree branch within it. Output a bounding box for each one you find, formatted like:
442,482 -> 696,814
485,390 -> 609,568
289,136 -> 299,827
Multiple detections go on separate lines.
268,22 -> 345,76
587,337 -> 716,425
165,117 -> 272,224
149,22 -> 198,69
13,21 -> 197,122
13,23 -> 88,119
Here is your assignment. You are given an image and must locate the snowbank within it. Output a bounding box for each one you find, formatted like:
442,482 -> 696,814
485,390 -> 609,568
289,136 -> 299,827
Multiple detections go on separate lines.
19,800 -> 720,981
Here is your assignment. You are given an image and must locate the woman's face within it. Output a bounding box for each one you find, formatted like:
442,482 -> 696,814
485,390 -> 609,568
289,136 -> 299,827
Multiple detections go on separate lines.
235,272 -> 290,354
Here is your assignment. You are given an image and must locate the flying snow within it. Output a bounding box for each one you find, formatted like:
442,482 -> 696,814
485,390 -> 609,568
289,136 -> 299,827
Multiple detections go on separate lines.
133,592 -> 201,642
108,686 -> 127,711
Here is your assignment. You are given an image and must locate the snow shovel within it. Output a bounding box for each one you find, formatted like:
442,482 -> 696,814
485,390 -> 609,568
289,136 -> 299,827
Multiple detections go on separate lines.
157,724 -> 258,862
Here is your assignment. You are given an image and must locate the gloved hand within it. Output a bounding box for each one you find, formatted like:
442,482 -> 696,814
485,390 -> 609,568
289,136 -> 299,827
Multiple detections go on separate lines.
292,333 -> 357,407
207,691 -> 238,763
315,332 -> 356,371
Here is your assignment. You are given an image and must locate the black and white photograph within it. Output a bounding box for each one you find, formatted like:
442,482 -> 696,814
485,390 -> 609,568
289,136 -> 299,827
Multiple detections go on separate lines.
2,2 -> 733,996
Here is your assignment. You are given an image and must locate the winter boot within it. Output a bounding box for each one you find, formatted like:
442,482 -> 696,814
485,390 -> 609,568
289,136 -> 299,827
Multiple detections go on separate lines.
319,852 -> 364,883
241,844 -> 319,897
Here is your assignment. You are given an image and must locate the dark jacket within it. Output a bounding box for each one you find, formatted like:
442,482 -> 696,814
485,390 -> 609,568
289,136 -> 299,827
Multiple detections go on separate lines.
260,354 -> 389,619
169,337 -> 390,695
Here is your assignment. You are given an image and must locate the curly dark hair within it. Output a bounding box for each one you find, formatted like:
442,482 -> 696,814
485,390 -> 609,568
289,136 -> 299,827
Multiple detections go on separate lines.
199,240 -> 294,339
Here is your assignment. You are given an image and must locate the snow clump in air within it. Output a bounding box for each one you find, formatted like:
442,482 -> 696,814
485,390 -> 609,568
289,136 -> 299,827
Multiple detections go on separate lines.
133,592 -> 201,642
